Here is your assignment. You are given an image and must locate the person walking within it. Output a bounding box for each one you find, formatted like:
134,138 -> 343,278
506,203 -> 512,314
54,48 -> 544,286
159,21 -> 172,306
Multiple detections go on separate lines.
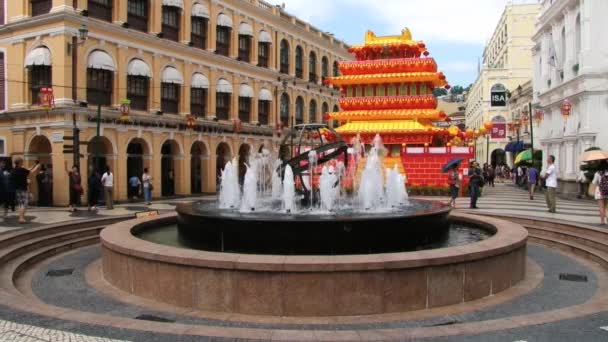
527,165 -> 539,200
128,175 -> 141,200
87,169 -> 102,211
577,168 -> 590,199
468,162 -> 483,209
101,166 -> 114,210
592,163 -> 608,225
2,161 -> 15,217
65,161 -> 82,212
12,158 -> 40,223
447,165 -> 461,208
142,168 -> 152,205
487,166 -> 495,187
542,155 -> 558,213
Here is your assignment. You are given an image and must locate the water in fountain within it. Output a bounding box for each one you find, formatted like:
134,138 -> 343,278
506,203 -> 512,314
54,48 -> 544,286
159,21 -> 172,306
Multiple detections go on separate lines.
307,150 -> 318,210
319,166 -> 339,211
358,140 -> 385,210
282,165 -> 296,213
271,160 -> 283,200
240,160 -> 258,212
386,164 -> 408,207
218,159 -> 240,209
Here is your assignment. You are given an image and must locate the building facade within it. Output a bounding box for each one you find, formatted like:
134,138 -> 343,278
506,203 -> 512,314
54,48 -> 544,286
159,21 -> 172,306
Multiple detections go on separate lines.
465,2 -> 540,166
0,0 -> 350,205
532,0 -> 608,195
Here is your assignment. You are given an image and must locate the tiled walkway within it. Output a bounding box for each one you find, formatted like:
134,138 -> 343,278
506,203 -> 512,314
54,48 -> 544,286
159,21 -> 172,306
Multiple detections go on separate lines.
0,320 -> 128,342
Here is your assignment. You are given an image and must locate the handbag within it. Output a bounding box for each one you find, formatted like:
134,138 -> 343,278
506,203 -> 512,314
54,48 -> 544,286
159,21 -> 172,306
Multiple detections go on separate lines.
588,183 -> 597,198
148,183 -> 154,191
73,183 -> 83,194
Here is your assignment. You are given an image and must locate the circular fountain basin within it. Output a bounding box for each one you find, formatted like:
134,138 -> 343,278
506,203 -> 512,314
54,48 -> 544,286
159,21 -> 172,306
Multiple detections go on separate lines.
176,199 -> 451,255
100,212 -> 527,317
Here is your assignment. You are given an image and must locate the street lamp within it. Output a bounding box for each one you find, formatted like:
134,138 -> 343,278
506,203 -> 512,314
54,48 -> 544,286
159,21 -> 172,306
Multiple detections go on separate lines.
67,24 -> 89,54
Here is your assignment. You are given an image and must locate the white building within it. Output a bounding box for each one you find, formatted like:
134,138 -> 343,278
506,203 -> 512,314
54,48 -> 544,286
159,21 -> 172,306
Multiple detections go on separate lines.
532,0 -> 608,195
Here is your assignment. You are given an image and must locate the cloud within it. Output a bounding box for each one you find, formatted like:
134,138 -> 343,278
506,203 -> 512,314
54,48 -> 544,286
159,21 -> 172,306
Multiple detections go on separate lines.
266,0 -> 535,44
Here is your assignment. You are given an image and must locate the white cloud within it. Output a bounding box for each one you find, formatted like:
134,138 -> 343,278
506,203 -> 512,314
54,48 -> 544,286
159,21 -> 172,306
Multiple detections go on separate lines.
266,0 -> 533,44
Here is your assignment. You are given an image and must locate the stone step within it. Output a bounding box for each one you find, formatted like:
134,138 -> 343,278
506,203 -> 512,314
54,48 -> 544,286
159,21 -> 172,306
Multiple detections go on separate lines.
526,224 -> 608,255
529,234 -> 608,269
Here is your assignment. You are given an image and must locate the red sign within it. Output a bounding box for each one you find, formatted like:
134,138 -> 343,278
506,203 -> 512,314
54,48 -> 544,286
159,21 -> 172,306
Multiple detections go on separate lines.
38,88 -> 54,108
491,123 -> 506,139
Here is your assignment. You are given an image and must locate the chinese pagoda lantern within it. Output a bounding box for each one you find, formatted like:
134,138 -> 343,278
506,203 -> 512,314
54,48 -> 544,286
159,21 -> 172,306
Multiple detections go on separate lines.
561,99 -> 572,119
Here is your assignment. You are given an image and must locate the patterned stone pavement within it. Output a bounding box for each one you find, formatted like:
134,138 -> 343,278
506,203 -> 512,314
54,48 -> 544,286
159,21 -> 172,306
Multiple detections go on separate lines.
0,320 -> 128,342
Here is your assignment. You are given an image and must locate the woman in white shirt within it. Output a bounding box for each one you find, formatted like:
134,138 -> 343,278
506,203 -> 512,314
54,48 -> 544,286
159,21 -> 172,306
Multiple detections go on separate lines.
101,166 -> 114,210
592,168 -> 608,225
142,168 -> 152,205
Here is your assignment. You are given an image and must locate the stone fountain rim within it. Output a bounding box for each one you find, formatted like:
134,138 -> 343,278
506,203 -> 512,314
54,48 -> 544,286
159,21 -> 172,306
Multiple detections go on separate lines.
100,212 -> 528,273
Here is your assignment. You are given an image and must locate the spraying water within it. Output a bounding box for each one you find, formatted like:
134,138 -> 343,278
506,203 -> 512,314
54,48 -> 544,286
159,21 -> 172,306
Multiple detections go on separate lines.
282,165 -> 296,213
319,166 -> 339,211
358,143 -> 385,210
240,160 -> 258,212
219,159 -> 240,209
386,164 -> 408,207
307,150 -> 318,209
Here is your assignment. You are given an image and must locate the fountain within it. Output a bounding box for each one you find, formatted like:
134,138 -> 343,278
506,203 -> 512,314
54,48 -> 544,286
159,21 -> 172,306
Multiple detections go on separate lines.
101,123 -> 527,317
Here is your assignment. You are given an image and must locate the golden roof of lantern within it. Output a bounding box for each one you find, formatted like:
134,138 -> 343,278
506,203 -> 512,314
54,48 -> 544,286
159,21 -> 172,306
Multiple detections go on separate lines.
350,28 -> 421,49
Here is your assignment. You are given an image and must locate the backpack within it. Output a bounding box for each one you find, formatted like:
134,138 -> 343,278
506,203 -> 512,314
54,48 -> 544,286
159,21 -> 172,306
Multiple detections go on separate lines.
600,172 -> 608,197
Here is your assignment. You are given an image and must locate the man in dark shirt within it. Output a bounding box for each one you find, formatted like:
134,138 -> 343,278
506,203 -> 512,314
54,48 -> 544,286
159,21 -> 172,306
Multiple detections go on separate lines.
12,157 -> 40,224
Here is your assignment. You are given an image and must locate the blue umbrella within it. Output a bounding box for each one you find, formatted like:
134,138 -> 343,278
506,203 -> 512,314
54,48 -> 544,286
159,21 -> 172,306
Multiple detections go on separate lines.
442,157 -> 464,173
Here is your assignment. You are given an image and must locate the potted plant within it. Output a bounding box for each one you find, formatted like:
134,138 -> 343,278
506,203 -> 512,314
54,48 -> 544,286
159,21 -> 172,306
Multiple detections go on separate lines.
573,63 -> 580,75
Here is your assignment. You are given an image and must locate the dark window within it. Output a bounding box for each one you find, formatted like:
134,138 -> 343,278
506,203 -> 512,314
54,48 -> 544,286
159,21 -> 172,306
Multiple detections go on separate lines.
309,100 -> 317,123
191,17 -> 208,50
258,100 -> 270,125
322,102 -> 329,121
280,40 -> 289,74
309,52 -> 317,83
238,97 -> 251,122
161,82 -> 180,114
258,42 -> 270,68
0,53 -> 4,111
216,26 -> 231,56
295,97 -> 304,125
0,0 -> 4,24
31,0 -> 52,17
332,105 -> 340,127
28,66 -> 51,105
295,46 -> 303,79
87,68 -> 113,106
127,0 -> 148,32
162,6 -> 180,42
238,35 -> 251,62
127,76 -> 148,111
333,61 -> 340,77
88,0 -> 113,22
216,93 -> 231,120
280,93 -> 289,126
321,57 -> 329,79
190,88 -> 207,117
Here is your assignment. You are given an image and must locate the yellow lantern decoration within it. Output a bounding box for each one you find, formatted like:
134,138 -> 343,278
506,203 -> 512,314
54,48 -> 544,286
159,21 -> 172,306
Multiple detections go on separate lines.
479,126 -> 487,136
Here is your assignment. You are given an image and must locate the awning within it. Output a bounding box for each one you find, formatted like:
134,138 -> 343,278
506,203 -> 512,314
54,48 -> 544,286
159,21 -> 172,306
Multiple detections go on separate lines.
217,13 -> 233,28
216,79 -> 232,93
162,0 -> 183,8
87,50 -> 115,71
505,141 -> 524,153
161,66 -> 183,84
259,88 -> 272,101
127,59 -> 151,77
239,22 -> 253,36
191,3 -> 209,18
25,47 -> 51,67
191,73 -> 209,89
258,30 -> 272,43
239,84 -> 254,98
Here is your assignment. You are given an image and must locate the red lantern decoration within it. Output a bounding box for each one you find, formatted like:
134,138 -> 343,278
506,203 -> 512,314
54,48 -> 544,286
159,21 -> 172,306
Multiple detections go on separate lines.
276,122 -> 284,137
534,110 -> 544,125
38,87 -> 55,108
483,122 -> 494,131
445,84 -> 451,90
423,51 -> 430,57
186,114 -> 195,130
561,98 -> 572,119
232,118 -> 242,133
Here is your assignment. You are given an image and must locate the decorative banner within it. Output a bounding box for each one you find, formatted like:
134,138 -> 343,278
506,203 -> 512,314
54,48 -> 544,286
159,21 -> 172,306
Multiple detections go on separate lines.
119,99 -> 131,121
490,84 -> 507,107
38,87 -> 55,109
491,123 -> 507,139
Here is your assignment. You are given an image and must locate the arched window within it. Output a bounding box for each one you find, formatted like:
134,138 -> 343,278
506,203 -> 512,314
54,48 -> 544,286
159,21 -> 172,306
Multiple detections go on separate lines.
25,47 -> 52,104
160,66 -> 183,114
238,22 -> 253,62
127,0 -> 148,32
309,51 -> 317,83
191,3 -> 209,49
238,84 -> 253,122
190,73 -> 209,117
332,105 -> 340,128
575,14 -> 581,64
258,88 -> 272,125
333,60 -> 340,77
127,59 -> 151,111
216,78 -> 232,120
162,2 -> 181,41
295,46 -> 304,79
280,93 -> 290,126
321,56 -> 329,79
31,0 -> 52,17
295,96 -> 304,125
86,50 -> 115,106
88,0 -> 113,22
280,40 -> 289,74
216,13 -> 232,57
560,26 -> 566,70
322,102 -> 329,122
258,31 -> 272,68
309,99 -> 317,123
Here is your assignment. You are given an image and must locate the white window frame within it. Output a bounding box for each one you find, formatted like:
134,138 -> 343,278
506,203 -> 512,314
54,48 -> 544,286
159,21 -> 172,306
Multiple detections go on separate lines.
0,136 -> 6,156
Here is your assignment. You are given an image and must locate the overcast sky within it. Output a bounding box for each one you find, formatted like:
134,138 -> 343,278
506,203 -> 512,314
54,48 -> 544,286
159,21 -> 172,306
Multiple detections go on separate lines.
266,0 -> 538,87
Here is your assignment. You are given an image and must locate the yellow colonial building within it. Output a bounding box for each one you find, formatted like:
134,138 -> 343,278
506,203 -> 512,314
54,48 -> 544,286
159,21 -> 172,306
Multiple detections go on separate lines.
464,2 -> 539,166
0,0 -> 350,205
